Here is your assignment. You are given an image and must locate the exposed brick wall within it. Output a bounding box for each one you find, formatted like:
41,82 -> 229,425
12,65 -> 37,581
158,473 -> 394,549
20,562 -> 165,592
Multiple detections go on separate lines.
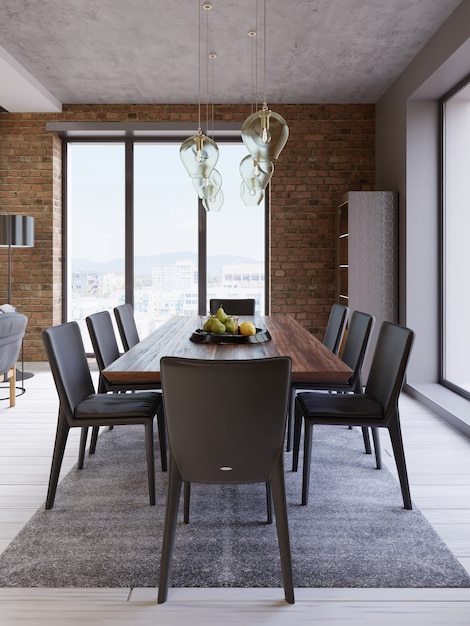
0,103 -> 374,360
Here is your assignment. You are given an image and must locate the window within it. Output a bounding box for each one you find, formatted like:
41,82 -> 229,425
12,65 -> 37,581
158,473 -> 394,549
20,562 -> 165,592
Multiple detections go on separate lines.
441,77 -> 470,397
66,137 -> 267,350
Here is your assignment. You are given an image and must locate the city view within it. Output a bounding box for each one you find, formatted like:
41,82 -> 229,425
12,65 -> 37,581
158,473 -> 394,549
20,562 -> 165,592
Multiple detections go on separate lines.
71,253 -> 264,352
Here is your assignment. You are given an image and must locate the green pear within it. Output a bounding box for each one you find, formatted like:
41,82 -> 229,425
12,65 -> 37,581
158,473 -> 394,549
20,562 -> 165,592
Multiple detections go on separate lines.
215,306 -> 228,323
224,316 -> 238,333
203,317 -> 214,332
211,318 -> 226,334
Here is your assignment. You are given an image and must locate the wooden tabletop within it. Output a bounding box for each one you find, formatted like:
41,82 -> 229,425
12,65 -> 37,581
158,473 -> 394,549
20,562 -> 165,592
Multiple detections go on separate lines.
103,314 -> 352,385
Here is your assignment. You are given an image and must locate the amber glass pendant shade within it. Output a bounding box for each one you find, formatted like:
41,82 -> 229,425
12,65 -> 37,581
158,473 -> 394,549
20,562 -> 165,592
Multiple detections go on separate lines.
241,106 -> 289,163
180,131 -> 219,179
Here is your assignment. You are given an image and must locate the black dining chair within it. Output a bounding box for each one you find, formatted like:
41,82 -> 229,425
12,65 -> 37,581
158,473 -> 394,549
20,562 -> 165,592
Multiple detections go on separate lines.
286,302 -> 350,451
42,321 -> 164,508
209,298 -> 255,315
291,311 -> 376,463
114,303 -> 140,352
157,356 -> 294,604
294,321 -> 414,509
85,310 -> 166,470
323,303 -> 350,355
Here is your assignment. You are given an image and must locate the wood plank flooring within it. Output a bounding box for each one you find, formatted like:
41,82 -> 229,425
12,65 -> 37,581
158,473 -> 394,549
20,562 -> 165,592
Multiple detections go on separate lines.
1,364 -> 470,625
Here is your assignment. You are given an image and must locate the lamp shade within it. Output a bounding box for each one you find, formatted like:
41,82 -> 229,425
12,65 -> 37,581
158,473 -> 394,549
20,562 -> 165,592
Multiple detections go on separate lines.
0,214 -> 34,247
240,183 -> 264,206
180,131 -> 219,179
203,189 -> 224,212
239,155 -> 274,191
241,107 -> 289,163
193,168 -> 223,202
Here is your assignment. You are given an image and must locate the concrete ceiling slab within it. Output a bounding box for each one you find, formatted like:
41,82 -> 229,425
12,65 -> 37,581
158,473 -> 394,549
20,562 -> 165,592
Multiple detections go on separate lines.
0,0 -> 463,112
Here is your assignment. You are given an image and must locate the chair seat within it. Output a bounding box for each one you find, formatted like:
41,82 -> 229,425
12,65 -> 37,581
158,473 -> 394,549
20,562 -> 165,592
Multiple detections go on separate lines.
75,392 -> 162,419
297,392 -> 384,421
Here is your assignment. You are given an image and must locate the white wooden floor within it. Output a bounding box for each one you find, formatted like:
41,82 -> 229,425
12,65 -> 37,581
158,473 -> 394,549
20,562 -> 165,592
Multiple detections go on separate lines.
1,364 -> 470,625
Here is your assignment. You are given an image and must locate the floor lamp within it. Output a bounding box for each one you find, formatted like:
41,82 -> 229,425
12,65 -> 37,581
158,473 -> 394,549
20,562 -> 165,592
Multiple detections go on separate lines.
0,214 -> 35,384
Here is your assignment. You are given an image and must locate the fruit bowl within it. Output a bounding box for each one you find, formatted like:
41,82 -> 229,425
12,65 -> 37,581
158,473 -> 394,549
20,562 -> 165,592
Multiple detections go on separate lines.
190,327 -> 271,344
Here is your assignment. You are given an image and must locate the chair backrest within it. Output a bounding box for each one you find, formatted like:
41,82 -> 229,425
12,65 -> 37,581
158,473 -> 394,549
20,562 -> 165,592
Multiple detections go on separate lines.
42,321 -> 95,418
86,310 -> 121,393
340,311 -> 375,393
0,312 -> 28,375
323,303 -> 349,354
209,298 -> 255,315
365,321 -> 414,419
160,356 -> 292,484
114,304 -> 140,352
86,310 -> 121,371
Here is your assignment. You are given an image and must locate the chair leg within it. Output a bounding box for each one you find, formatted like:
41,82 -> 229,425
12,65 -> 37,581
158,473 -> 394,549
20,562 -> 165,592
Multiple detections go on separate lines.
271,456 -> 295,604
158,456 -> 183,604
301,420 -> 314,505
9,366 -> 16,407
157,407 -> 167,472
45,413 -> 70,510
78,426 -> 89,469
362,426 -> 372,454
183,482 -> 191,524
144,420 -> 156,506
286,386 -> 296,451
291,405 -> 303,472
266,482 -> 273,524
388,417 -> 412,510
89,426 -> 100,455
371,427 -> 382,469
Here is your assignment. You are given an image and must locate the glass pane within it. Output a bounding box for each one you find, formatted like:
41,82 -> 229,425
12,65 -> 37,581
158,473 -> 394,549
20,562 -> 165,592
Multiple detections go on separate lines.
67,143 -> 125,352
443,83 -> 470,393
134,143 -> 198,336
206,143 -> 265,314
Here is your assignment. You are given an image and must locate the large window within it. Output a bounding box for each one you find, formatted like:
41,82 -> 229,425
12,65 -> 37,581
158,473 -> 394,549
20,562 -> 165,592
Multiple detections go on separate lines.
66,137 -> 267,350
442,78 -> 470,396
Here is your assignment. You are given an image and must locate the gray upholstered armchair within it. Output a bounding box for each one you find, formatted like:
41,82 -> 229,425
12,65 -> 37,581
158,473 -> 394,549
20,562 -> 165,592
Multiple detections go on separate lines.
0,312 -> 28,407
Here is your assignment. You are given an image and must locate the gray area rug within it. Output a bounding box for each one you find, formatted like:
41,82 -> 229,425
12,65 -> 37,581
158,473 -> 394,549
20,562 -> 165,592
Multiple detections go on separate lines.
0,424 -> 469,589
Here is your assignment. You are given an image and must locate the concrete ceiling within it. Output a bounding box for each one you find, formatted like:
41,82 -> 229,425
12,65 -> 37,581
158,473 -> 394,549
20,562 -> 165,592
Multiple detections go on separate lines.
0,0 -> 463,112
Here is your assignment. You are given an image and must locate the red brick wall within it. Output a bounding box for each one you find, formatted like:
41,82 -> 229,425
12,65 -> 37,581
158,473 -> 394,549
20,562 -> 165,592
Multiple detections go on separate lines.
0,103 -> 374,360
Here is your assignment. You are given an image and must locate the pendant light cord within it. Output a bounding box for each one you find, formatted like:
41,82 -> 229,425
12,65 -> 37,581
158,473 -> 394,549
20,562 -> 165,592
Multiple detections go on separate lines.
263,0 -> 267,106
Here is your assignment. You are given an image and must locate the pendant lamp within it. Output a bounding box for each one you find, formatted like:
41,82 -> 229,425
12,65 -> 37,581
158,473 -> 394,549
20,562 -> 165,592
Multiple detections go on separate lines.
240,183 -> 264,206
203,189 -> 224,212
241,105 -> 289,163
180,3 -> 219,182
239,154 -> 274,191
193,167 -> 223,201
240,0 -> 289,193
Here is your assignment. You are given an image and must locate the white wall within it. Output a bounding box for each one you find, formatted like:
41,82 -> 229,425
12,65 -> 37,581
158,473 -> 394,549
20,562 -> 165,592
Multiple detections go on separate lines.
376,0 -> 470,385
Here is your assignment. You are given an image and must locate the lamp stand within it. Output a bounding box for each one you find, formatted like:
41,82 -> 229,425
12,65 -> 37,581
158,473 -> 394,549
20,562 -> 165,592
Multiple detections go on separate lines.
0,214 -> 36,383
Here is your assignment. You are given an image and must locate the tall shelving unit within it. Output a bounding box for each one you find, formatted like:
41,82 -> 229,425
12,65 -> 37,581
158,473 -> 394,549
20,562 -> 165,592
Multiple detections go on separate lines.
336,191 -> 398,379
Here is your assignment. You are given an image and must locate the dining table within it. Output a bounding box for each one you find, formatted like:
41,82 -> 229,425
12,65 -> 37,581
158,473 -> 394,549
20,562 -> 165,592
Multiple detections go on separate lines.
103,314 -> 352,386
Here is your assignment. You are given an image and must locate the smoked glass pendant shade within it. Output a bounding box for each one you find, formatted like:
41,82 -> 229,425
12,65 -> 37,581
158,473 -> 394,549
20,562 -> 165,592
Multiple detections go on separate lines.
241,106 -> 289,163
239,155 -> 274,191
240,182 -> 264,206
203,189 -> 224,212
180,130 -> 219,179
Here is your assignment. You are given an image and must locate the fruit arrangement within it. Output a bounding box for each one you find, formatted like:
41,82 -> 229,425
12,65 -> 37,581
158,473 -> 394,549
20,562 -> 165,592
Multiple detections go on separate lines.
202,306 -> 256,336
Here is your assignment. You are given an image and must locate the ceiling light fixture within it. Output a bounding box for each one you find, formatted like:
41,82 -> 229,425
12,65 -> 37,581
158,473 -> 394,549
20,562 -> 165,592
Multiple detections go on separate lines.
180,2 -> 219,182
240,0 -> 288,204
